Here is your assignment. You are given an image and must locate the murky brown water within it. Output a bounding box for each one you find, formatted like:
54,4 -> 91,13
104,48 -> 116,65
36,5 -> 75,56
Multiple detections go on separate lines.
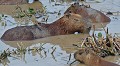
0,0 -> 120,66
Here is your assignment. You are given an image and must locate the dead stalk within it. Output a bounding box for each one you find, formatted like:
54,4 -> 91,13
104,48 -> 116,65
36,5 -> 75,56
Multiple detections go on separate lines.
51,54 -> 57,61
81,38 -> 86,47
113,42 -> 120,51
69,60 -> 77,66
51,47 -> 56,55
67,53 -> 71,64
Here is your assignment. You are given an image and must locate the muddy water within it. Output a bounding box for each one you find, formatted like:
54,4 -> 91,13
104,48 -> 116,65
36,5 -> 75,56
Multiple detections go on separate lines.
0,0 -> 120,66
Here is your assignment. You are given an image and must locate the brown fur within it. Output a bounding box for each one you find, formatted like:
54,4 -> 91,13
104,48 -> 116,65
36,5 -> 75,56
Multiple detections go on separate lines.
46,13 -> 91,36
74,48 -> 120,66
65,3 -> 111,23
1,13 -> 92,41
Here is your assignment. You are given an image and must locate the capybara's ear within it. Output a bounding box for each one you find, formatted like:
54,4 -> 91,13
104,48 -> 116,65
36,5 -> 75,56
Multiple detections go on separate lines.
85,48 -> 90,54
79,52 -> 83,55
78,48 -> 85,55
79,50 -> 84,55
69,10 -> 72,13
65,13 -> 71,18
71,4 -> 75,7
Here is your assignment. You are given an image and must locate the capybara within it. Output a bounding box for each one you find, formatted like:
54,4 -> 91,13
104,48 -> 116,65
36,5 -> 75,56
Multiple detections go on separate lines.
65,3 -> 111,23
74,48 -> 120,66
1,13 -> 92,41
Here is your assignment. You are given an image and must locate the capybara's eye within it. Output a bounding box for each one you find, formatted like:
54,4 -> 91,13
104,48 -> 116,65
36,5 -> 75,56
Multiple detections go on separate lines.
74,19 -> 79,21
79,52 -> 83,55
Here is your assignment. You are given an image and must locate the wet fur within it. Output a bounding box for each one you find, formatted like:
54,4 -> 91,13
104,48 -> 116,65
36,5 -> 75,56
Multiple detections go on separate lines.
1,13 -> 91,41
74,49 -> 120,66
65,3 -> 111,23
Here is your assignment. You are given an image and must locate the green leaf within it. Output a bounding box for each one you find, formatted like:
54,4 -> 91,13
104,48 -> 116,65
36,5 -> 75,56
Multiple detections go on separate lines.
1,22 -> 5,26
29,8 -> 34,11
98,32 -> 102,38
20,13 -> 25,17
28,8 -> 35,14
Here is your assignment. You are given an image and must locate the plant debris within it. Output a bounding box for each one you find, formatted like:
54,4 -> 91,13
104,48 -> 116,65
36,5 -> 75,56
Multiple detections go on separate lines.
73,24 -> 120,57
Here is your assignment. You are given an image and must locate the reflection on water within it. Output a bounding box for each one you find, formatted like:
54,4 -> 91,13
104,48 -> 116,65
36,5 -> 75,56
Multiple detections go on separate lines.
0,41 -> 120,66
2,34 -> 89,53
0,43 -> 75,66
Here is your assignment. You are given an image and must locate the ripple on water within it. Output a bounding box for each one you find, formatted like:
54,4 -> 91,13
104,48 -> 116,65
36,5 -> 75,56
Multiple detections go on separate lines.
0,42 -> 76,66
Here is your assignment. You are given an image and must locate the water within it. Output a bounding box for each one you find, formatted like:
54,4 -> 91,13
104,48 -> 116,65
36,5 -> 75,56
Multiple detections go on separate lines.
0,0 -> 120,66
0,42 -> 73,66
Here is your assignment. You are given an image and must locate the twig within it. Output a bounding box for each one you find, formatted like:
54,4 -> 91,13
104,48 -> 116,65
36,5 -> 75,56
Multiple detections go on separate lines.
100,23 -> 107,34
51,53 -> 57,61
81,38 -> 86,47
43,50 -> 47,58
72,44 -> 80,48
69,60 -> 77,66
115,33 -> 120,38
67,54 -> 71,64
92,25 -> 100,46
91,36 -> 99,47
17,43 -> 22,50
39,43 -> 45,50
51,47 -> 56,55
37,50 -> 43,58
113,42 -> 120,51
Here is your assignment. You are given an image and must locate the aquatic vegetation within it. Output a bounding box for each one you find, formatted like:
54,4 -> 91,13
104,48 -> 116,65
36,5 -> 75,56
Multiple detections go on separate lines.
11,5 -> 48,26
27,8 -> 36,14
0,14 -> 15,28
73,25 -> 120,57
0,43 -> 71,66
69,24 -> 120,66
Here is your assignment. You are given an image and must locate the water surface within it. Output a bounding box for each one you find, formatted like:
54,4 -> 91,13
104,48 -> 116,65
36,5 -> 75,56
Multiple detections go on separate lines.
0,0 -> 120,66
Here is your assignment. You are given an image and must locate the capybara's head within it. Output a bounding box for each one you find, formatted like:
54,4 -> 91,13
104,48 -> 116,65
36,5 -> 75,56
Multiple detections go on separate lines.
74,48 -> 94,63
60,13 -> 92,34
65,3 -> 111,23
64,3 -> 79,14
74,48 -> 87,63
64,3 -> 87,15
